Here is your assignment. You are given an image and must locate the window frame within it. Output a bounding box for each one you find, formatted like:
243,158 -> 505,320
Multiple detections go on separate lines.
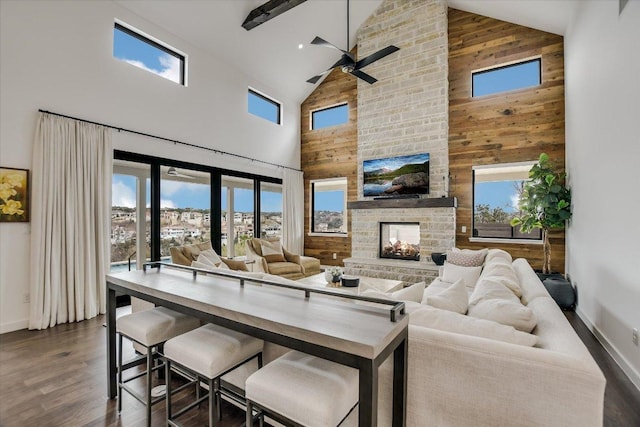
113,21 -> 186,86
471,57 -> 541,97
309,177 -> 348,237
248,88 -> 282,125
470,162 -> 542,245
310,102 -> 349,130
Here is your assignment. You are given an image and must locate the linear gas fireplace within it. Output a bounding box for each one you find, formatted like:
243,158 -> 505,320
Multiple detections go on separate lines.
379,222 -> 420,261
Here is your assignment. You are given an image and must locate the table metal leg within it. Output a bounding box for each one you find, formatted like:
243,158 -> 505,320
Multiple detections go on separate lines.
392,330 -> 408,427
358,359 -> 378,426
107,286 -> 117,399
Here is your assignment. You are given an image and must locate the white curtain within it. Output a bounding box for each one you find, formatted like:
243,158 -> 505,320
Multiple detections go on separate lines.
281,168 -> 304,254
29,113 -> 112,330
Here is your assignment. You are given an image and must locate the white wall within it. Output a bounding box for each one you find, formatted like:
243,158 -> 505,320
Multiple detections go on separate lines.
565,0 -> 640,388
0,1 -> 300,333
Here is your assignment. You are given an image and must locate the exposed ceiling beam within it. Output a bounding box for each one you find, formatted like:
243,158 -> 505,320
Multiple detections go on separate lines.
242,0 -> 307,31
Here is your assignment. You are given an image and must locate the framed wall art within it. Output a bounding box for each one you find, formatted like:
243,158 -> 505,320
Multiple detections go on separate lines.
0,167 -> 29,222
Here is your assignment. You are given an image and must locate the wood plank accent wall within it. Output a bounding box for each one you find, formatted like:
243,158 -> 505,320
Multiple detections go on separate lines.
448,8 -> 566,273
300,59 -> 357,266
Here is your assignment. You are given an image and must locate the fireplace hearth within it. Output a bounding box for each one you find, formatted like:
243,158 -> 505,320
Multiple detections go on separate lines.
379,222 -> 420,261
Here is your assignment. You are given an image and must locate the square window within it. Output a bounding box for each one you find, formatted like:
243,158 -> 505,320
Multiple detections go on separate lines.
311,178 -> 347,234
311,103 -> 349,130
113,22 -> 185,85
472,59 -> 541,97
472,163 -> 541,241
248,89 -> 281,124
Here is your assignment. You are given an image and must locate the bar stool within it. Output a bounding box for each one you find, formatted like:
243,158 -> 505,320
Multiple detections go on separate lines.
245,351 -> 359,427
117,306 -> 200,426
164,323 -> 264,427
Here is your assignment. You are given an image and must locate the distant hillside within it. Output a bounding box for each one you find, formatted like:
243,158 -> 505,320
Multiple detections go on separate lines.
364,161 -> 429,182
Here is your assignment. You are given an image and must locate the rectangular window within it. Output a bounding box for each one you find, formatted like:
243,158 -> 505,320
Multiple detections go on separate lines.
311,103 -> 349,130
472,163 -> 541,241
472,58 -> 541,97
260,182 -> 283,240
248,89 -> 281,124
311,178 -> 347,234
113,22 -> 185,85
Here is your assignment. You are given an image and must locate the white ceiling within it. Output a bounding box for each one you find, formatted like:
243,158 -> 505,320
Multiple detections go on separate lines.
115,0 -> 579,105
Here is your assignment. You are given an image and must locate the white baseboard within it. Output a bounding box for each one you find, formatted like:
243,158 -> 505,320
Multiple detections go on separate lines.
0,318 -> 28,334
575,307 -> 640,392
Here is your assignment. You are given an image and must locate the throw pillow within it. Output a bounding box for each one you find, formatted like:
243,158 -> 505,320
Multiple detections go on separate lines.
481,262 -> 522,297
421,278 -> 468,314
441,262 -> 483,290
485,249 -> 513,264
409,306 -> 538,347
219,258 -> 248,271
468,279 -> 537,333
260,240 -> 286,263
361,281 -> 426,304
198,249 -> 223,267
191,260 -> 216,271
195,253 -> 218,268
446,248 -> 488,267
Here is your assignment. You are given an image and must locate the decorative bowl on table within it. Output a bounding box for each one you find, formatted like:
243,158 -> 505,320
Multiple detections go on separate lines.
431,252 -> 447,266
341,275 -> 360,287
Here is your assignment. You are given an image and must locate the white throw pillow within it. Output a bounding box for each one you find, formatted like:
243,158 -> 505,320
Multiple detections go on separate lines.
421,278 -> 468,314
195,253 -> 218,267
410,306 -> 537,347
441,262 -> 483,290
468,279 -> 537,333
198,249 -> 223,266
191,260 -> 216,271
361,281 -> 426,303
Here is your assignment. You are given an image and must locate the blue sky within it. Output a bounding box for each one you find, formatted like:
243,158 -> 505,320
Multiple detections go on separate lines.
473,59 -> 540,96
112,175 -> 282,212
314,190 -> 344,212
475,181 -> 521,212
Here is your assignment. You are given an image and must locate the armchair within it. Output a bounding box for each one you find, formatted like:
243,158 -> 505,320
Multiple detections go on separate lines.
245,238 -> 320,280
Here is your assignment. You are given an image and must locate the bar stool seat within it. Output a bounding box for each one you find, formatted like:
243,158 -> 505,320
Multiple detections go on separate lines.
117,307 -> 200,426
164,323 -> 264,427
245,351 -> 359,427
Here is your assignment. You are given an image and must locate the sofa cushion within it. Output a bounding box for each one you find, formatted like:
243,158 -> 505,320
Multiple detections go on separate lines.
441,262 -> 483,290
446,248 -> 488,267
260,240 -> 286,263
267,261 -> 302,276
410,306 -> 538,347
421,278 -> 468,314
480,261 -> 522,297
361,281 -> 426,304
220,258 -> 248,271
485,248 -> 513,264
468,279 -> 537,333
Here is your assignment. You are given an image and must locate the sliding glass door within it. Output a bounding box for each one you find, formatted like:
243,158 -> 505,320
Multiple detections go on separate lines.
221,176 -> 254,258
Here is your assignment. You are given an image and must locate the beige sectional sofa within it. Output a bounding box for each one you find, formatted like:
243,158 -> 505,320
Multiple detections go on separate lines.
372,254 -> 606,426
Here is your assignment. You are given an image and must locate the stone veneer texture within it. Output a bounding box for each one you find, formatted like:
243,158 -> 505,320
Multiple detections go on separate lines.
350,0 -> 454,278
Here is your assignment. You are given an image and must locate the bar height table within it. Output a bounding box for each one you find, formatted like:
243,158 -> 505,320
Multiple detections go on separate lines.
106,264 -> 408,427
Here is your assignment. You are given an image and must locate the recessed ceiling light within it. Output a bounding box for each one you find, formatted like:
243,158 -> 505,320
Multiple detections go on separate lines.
298,43 -> 304,50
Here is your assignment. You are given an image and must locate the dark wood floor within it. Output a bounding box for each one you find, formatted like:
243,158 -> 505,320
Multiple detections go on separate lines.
0,309 -> 638,426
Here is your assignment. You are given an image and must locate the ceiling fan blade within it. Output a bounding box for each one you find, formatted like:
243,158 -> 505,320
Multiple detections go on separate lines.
355,45 -> 400,70
350,69 -> 377,84
310,36 -> 355,61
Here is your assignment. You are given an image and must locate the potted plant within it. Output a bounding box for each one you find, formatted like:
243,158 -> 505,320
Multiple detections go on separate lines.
510,153 -> 571,276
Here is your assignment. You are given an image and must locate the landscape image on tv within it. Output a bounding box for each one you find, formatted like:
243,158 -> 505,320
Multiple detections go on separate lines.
363,153 -> 430,197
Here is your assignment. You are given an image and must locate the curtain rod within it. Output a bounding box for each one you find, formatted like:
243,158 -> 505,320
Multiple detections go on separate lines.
38,109 -> 302,172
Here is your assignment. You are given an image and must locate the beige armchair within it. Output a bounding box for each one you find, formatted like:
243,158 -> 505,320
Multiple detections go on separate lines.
245,238 -> 320,280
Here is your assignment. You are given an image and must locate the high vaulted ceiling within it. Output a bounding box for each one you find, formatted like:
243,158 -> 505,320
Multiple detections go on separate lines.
115,0 -> 579,104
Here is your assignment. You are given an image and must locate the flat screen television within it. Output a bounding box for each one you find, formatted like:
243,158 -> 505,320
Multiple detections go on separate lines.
363,153 -> 430,197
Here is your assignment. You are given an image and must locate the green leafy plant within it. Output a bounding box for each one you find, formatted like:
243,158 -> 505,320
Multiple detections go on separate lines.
510,153 -> 571,274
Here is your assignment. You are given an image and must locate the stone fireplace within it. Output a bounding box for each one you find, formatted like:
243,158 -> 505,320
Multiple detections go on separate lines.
344,0 -> 454,285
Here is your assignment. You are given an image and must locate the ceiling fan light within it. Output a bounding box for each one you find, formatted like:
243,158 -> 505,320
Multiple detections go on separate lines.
341,64 -> 354,73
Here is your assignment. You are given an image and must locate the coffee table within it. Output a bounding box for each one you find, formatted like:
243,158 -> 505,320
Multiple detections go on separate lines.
297,272 -> 403,295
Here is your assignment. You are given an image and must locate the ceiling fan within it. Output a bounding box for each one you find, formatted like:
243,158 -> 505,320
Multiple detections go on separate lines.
306,0 -> 400,85
166,167 -> 194,179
